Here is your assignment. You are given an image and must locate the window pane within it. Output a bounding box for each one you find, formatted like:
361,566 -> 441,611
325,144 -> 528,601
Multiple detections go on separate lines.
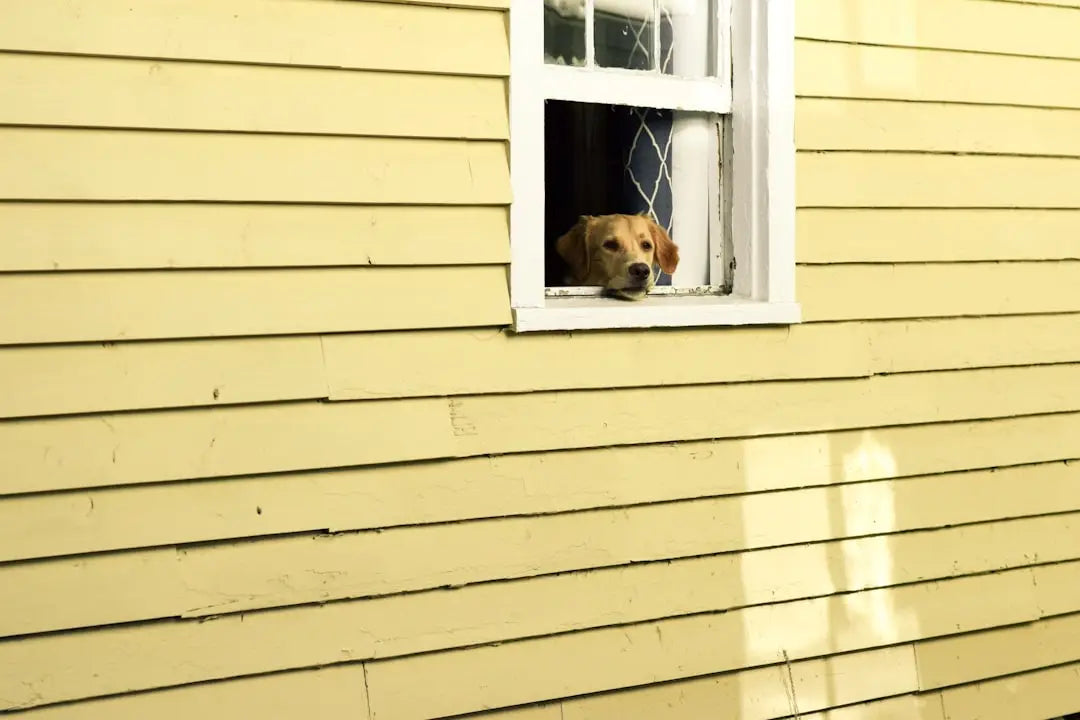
661,0 -> 717,78
595,1 -> 656,71
544,1 -> 586,66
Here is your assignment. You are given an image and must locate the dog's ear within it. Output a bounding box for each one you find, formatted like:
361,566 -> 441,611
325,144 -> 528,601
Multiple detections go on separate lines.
646,217 -> 679,274
556,215 -> 593,281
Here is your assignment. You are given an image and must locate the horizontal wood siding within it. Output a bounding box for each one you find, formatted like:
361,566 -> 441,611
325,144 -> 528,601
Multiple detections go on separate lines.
0,53 -> 509,138
7,665 -> 370,720
0,204 -> 510,271
0,0 -> 508,75
941,662 -> 1080,720
3,0 -> 1080,718
0,267 -> 510,344
0,129 -> 510,203
797,0 -> 1080,59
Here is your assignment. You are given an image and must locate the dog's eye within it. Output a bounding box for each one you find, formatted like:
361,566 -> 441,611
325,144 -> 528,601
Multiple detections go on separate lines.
641,241 -> 653,251
602,240 -> 619,251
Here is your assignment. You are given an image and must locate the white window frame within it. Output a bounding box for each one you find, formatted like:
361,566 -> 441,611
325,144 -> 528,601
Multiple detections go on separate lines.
509,0 -> 800,332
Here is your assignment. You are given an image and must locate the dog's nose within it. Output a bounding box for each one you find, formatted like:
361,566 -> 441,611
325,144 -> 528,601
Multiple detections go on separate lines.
628,263 -> 650,282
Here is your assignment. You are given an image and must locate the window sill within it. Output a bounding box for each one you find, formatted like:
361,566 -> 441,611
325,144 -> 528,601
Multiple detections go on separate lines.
511,295 -> 801,332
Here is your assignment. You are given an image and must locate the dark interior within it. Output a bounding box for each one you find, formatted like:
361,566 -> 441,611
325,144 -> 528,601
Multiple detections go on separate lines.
543,101 -> 644,286
543,6 -> 675,288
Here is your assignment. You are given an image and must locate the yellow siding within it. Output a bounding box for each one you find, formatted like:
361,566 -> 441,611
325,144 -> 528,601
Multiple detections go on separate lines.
0,204 -> 510,271
0,337 -> 328,418
361,570 -> 1038,718
799,263 -> 1080,319
9,364 -> 1080,496
1033,560 -> 1080,617
0,569 -> 1042,710
797,210 -> 1080,263
5,464 -> 1076,633
799,695 -> 947,720
323,315 -> 1080,398
0,0 -> 508,74
1,129 -> 510,203
941,662 -> 1080,720
799,154 -> 1080,208
3,0 -> 1080,718
0,267 -> 509,344
323,322 -> 875,400
798,100 -> 1080,155
9,665 -> 369,720
556,645 -> 919,720
2,417 -> 1078,562
916,611 -> 1080,690
797,40 -> 1080,107
0,53 -> 508,138
797,0 -> 1080,58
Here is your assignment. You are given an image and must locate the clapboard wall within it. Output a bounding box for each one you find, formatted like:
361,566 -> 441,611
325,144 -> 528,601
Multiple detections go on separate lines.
1,0 -> 1079,718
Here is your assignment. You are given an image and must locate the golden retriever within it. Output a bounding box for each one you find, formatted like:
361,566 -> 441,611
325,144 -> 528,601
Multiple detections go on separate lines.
556,213 -> 679,300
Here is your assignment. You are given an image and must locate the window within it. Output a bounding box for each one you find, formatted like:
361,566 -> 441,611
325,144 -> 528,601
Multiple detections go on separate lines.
509,0 -> 800,332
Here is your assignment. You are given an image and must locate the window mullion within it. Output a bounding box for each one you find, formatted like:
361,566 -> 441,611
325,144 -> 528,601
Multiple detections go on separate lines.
585,0 -> 596,67
540,66 -> 731,114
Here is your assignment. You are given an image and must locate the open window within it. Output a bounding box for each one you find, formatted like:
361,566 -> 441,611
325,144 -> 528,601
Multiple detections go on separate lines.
510,0 -> 800,332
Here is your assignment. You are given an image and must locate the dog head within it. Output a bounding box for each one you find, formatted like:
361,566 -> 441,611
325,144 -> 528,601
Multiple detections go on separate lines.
555,213 -> 679,300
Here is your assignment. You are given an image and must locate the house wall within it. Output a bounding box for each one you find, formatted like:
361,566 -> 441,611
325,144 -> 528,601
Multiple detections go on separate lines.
2,0 -> 1080,718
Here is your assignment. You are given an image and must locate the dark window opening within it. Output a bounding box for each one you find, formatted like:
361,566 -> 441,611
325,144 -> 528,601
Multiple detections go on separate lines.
544,100 -> 675,288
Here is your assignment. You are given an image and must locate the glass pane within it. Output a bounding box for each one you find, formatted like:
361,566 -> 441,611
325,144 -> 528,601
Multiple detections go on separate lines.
544,1 -> 586,66
661,0 -> 717,77
595,0 -> 656,71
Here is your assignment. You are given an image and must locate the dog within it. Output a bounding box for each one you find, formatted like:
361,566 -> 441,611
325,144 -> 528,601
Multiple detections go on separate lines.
555,213 -> 679,300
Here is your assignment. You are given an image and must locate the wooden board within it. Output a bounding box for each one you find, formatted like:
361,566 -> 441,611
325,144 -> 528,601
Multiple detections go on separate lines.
940,662 -> 1080,720
8,365 -> 1080,495
323,323 -> 872,400
0,204 -> 509,271
10,665 -> 369,720
1034,560 -> 1080,617
0,0 -> 508,76
1,397 -> 457,496
798,99 -> 1080,156
446,364 -> 1080,458
4,410 -> 1080,561
479,707 -> 561,720
361,570 -> 1039,719
797,0 -> 1080,60
796,209 -> 1080,263
559,645 -> 918,720
0,129 -> 510,203
5,312 -> 1080,429
323,314 -> 1080,403
5,462 -> 1075,631
0,53 -> 508,138
868,315 -> 1080,373
798,694 -> 946,720
143,467 -> 1080,616
0,337 -> 327,419
798,154 -> 1080,208
799,263 -> 1080,320
0,566 -> 1042,711
797,40 -> 1080,109
0,266 -> 510,345
915,611 -> 1080,690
